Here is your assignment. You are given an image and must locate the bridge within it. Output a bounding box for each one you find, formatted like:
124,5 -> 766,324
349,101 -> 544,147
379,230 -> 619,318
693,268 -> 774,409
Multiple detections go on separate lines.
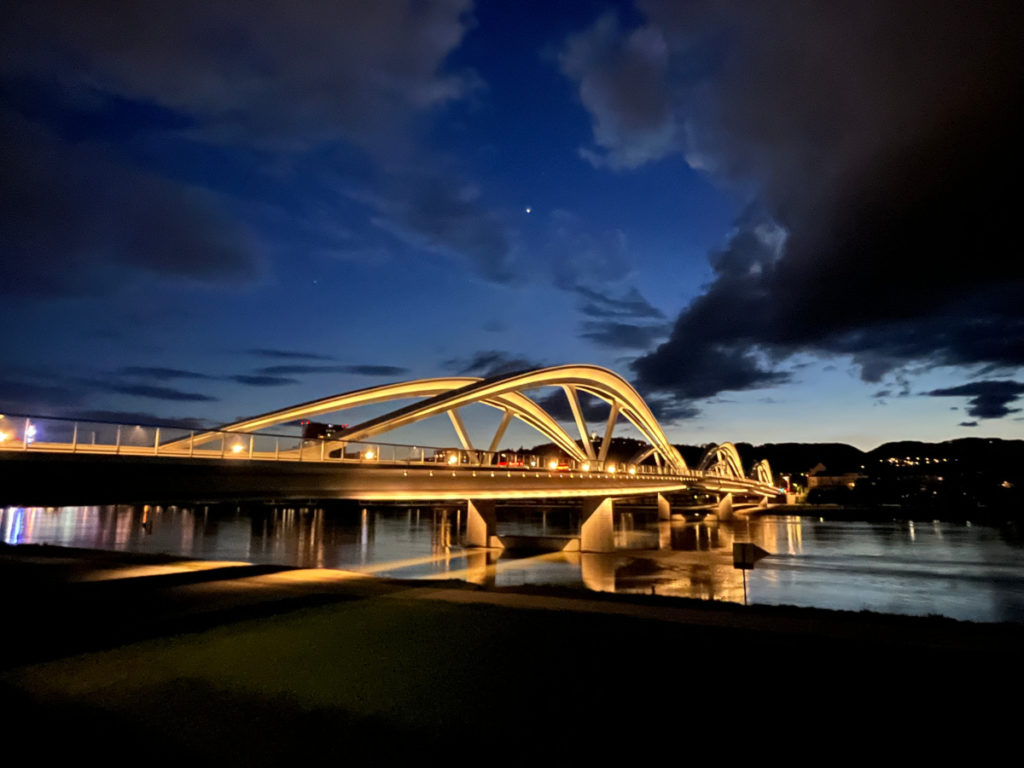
0,364 -> 781,551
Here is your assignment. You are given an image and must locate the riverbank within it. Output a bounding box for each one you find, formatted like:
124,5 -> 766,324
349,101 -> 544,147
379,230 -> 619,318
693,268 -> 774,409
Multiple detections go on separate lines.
2,543 -> 1021,760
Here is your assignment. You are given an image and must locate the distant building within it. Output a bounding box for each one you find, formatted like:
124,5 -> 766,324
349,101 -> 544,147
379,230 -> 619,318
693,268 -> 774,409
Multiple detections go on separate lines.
806,462 -> 865,490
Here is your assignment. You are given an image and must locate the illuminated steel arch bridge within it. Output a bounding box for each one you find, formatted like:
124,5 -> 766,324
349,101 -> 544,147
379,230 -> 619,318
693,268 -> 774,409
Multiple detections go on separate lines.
2,365 -> 781,550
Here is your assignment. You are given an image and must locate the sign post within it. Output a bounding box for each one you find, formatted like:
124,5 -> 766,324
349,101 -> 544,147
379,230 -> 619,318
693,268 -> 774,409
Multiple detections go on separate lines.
733,542 -> 770,605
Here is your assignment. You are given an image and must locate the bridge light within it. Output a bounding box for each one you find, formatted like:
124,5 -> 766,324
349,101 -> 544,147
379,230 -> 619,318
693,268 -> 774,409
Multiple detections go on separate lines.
0,431 -> 8,443
231,443 -> 244,454
548,459 -> 558,470
628,466 -> 636,475
581,462 -> 590,472
364,449 -> 375,460
447,454 -> 459,465
606,464 -> 616,474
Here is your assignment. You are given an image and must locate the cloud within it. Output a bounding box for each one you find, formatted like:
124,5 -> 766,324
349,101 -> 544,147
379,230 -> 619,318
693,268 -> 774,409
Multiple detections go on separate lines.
531,387 -> 697,427
560,2 -> 1024,403
363,170 -> 516,283
576,286 -> 664,320
2,1 -> 476,150
560,14 -> 676,169
443,351 -> 544,378
226,375 -> 298,387
120,367 -> 216,381
69,410 -> 209,430
256,364 -> 410,377
102,384 -> 217,402
531,389 -> 615,425
246,349 -> 336,361
634,341 -> 790,400
0,109 -> 261,297
580,320 -> 670,349
574,285 -> 669,349
958,421 -> 978,428
927,381 -> 1024,420
1,2 -> 483,296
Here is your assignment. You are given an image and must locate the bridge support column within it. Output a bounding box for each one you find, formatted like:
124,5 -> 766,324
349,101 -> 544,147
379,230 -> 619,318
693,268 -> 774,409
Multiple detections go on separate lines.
715,493 -> 734,520
466,499 -> 502,548
581,497 -> 614,552
657,493 -> 671,522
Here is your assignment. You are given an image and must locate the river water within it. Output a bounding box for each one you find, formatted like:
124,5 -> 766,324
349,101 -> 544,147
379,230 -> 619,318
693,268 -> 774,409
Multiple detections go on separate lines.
3,503 -> 1022,623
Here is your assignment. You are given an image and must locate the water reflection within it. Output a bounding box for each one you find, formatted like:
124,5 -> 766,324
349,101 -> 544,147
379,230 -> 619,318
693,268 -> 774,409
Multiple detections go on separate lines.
2,504 -> 1023,623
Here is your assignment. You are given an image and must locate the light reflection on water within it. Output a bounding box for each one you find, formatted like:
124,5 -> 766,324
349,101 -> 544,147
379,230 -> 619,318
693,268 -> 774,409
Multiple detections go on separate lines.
2,504 -> 1022,623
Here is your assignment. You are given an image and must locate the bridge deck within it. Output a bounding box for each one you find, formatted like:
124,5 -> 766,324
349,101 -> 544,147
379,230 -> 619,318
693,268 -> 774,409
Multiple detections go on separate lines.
0,448 -> 777,506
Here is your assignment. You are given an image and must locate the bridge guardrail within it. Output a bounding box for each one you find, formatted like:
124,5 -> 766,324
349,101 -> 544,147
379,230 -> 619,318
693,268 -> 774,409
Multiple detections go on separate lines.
0,413 -> 701,479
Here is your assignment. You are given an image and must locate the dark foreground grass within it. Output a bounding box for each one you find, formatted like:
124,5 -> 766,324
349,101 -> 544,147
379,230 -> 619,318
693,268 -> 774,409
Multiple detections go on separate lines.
4,588 -> 1022,762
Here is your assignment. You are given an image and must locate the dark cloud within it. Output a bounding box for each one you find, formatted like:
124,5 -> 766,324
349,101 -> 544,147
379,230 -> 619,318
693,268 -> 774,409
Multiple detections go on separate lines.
341,365 -> 410,377
532,389 -> 615,425
1,2 -> 484,295
2,2 -> 475,150
246,349 -> 336,361
69,410 -> 209,430
120,367 -> 215,381
559,14 -> 675,169
633,342 -> 789,400
256,364 -> 409,377
532,387 -> 697,427
0,376 -> 86,415
580,320 -> 669,350
363,170 -> 515,283
102,384 -> 217,402
576,286 -> 664,320
0,109 -> 261,297
443,351 -> 544,378
959,421 -> 978,428
574,285 -> 669,349
927,381 -> 1024,420
226,375 -> 298,387
561,2 -> 1024,402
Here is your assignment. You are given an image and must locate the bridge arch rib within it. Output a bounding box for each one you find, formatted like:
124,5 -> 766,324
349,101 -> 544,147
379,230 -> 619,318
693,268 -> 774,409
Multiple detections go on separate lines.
698,442 -> 745,479
190,364 -> 688,472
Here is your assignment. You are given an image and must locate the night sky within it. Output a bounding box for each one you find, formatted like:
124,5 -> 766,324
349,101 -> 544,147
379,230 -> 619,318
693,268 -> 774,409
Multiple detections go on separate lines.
2,1 -> 1022,450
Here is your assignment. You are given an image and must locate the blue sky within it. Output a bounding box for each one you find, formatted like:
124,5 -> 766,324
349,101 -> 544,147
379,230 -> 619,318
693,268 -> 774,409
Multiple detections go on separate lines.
1,1 -> 1022,450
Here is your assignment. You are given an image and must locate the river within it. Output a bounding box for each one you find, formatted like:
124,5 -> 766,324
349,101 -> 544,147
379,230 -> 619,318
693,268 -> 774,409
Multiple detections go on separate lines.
2,503 -> 1022,623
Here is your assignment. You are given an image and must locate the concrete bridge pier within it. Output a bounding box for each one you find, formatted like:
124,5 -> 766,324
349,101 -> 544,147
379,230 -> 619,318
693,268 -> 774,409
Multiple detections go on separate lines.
657,493 -> 671,521
465,499 -> 503,548
715,493 -> 734,520
580,497 -> 614,552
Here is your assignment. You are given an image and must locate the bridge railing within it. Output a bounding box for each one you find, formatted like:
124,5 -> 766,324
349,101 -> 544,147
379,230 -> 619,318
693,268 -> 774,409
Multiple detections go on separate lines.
0,413 -> 690,477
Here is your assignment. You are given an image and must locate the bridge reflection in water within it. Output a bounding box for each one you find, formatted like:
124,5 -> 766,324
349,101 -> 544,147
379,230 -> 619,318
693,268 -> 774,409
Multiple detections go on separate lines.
0,502 -> 793,605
